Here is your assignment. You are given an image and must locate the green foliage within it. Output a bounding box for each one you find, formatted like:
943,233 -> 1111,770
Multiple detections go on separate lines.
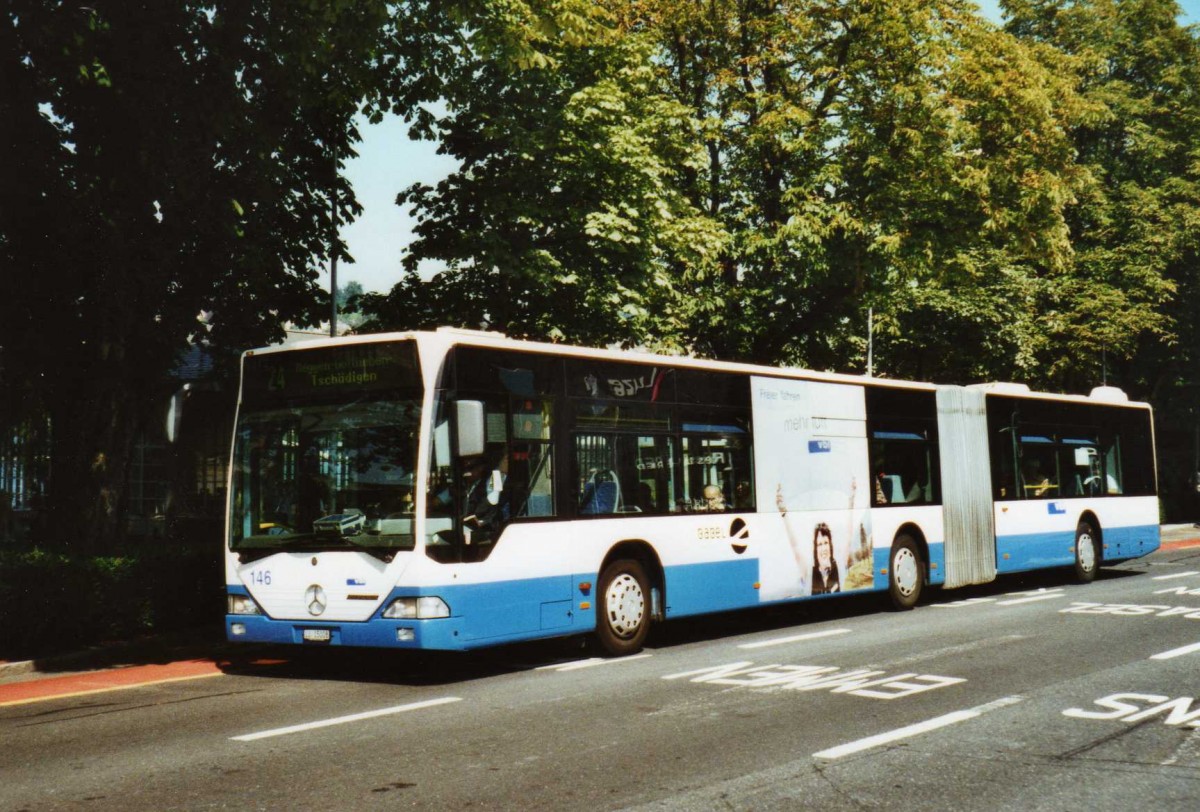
643,0 -> 1098,369
1,1 -> 394,550
357,0 -> 1199,452
0,0 -> 625,552
1003,0 -> 1200,520
359,22 -> 725,348
363,0 -> 1097,373
0,544 -> 222,660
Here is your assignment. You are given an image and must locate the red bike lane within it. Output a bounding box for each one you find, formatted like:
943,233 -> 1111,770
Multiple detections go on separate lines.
0,659 -> 226,708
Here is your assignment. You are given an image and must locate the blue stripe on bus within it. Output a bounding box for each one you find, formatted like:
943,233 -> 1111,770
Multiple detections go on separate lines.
228,559 -> 757,649
927,542 -> 946,585
870,542 -> 948,587
662,558 -> 762,617
226,576 -> 578,651
995,529 -> 1076,571
435,575 -> 575,641
996,523 -> 1160,572
1094,522 -> 1161,561
226,612 -> 470,649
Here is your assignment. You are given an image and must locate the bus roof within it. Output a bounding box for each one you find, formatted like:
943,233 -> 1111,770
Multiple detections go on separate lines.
241,328 -> 1150,410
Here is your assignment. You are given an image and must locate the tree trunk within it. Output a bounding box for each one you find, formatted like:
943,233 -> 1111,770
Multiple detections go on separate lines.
45,349 -> 144,555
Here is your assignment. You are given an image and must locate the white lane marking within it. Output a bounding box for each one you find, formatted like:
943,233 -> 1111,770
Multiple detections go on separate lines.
813,695 -> 1024,759
1150,641 -> 1200,661
231,697 -> 461,742
932,597 -> 997,609
997,589 -> 1065,606
1153,571 -> 1200,581
738,629 -> 851,650
535,654 -> 652,672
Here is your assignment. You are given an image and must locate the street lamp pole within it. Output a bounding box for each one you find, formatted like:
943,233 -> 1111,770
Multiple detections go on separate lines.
330,147 -> 339,338
866,307 -> 874,377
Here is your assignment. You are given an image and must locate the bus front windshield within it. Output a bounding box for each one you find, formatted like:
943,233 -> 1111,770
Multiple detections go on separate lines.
230,396 -> 420,555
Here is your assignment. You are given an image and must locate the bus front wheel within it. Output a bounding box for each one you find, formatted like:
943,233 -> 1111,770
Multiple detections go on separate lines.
1074,520 -> 1099,583
888,534 -> 924,610
596,559 -> 651,656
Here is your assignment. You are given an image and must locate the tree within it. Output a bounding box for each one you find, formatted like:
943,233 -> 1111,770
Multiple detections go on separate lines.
359,10 -> 724,349
0,0 -> 394,551
638,0 -> 1094,371
1001,0 -> 1197,394
336,280 -> 367,330
0,0 -> 628,550
364,1 -> 1091,375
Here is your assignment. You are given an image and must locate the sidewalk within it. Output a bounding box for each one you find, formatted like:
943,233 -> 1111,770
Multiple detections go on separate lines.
1160,522 -> 1200,549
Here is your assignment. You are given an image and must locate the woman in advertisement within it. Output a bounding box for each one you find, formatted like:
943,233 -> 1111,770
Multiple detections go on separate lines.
776,478 -> 857,596
811,522 -> 841,594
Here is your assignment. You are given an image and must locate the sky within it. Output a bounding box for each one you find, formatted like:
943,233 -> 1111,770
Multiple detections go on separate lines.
338,0 -> 1200,295
338,113 -> 456,294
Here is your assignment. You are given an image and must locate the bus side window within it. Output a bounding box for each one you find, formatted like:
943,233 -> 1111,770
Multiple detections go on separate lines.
865,388 -> 939,506
869,426 -> 937,506
678,405 -> 752,512
573,434 -> 676,516
1103,434 -> 1124,495
511,442 -> 554,517
1018,441 -> 1058,499
681,434 -> 750,512
1060,442 -> 1102,497
509,398 -> 555,519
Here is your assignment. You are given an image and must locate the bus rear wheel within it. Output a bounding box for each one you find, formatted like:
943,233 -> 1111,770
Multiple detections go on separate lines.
888,534 -> 924,610
1074,520 -> 1099,583
596,559 -> 650,656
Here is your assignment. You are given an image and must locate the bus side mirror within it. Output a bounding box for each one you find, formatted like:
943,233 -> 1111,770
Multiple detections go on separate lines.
165,384 -> 192,444
456,400 -> 486,457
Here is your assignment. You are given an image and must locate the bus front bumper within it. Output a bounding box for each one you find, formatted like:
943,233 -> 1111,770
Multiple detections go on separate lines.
225,613 -> 467,650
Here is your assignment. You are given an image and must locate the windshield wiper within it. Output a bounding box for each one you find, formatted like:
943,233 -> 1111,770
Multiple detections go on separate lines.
235,533 -> 399,563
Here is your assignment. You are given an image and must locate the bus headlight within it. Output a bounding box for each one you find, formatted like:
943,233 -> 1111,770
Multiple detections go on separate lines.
228,594 -> 262,615
383,596 -> 450,619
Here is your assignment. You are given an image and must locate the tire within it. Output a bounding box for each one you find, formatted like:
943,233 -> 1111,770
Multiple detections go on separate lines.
1073,520 -> 1100,583
888,534 -> 924,610
596,559 -> 651,656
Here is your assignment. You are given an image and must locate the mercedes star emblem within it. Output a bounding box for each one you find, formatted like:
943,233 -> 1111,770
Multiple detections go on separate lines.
305,584 -> 327,616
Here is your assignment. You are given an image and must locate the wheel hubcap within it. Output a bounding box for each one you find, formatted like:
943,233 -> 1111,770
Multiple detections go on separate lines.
606,573 -> 645,638
894,548 -> 918,597
1078,533 -> 1095,572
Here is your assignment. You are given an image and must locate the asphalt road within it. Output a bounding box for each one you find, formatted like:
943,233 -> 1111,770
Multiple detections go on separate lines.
5,541 -> 1200,811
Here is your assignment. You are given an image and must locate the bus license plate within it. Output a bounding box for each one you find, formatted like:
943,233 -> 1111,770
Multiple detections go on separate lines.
303,629 -> 332,643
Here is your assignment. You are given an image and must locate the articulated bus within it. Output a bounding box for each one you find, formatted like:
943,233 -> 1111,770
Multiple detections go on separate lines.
224,328 -> 1160,655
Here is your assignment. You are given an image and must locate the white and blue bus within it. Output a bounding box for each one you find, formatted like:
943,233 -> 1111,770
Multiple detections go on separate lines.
224,329 -> 1160,655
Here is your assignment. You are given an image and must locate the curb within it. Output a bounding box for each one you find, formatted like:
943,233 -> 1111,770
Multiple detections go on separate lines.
0,660 -> 38,680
